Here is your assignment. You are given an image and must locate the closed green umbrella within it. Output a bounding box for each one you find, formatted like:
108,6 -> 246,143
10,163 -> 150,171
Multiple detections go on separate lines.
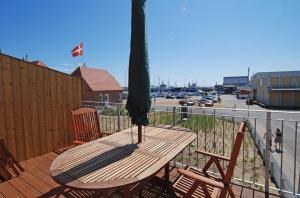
126,0 -> 151,143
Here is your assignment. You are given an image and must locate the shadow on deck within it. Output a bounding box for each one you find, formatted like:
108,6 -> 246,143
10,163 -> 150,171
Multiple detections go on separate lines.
0,152 -> 280,198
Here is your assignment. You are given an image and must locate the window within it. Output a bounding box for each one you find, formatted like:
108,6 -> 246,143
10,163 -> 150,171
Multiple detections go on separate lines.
260,79 -> 263,87
104,94 -> 109,104
119,93 -> 122,102
99,94 -> 103,102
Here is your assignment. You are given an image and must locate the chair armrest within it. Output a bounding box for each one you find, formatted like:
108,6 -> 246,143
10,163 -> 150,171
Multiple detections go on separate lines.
73,140 -> 85,145
195,150 -> 230,161
101,132 -> 112,136
177,169 -> 224,189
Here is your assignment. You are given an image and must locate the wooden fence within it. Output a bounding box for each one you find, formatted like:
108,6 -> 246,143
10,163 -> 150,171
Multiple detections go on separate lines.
0,53 -> 82,161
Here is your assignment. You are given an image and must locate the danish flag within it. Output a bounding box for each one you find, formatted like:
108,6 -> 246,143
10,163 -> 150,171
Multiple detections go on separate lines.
71,42 -> 83,57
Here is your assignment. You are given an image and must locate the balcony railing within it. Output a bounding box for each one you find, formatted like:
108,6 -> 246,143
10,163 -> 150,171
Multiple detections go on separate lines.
83,101 -> 300,197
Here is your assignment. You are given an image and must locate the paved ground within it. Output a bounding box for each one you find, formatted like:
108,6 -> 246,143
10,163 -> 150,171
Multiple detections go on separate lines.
152,95 -> 300,194
219,95 -> 300,194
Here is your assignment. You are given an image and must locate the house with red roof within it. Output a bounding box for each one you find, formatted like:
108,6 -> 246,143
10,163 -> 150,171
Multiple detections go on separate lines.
31,60 -> 48,67
71,66 -> 123,104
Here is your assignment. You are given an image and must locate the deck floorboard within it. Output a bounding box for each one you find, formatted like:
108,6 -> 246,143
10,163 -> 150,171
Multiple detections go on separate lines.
0,151 -> 280,198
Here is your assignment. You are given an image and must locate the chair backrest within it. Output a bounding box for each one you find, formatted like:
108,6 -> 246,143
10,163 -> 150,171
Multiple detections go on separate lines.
71,108 -> 101,144
224,121 -> 247,184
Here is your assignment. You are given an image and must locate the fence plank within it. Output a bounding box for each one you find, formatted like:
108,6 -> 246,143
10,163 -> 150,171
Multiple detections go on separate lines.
29,63 -> 41,157
37,66 -> 47,154
56,73 -> 64,148
0,55 -> 6,145
21,62 -> 34,159
11,59 -> 26,161
44,68 -> 53,153
50,71 -> 59,151
2,55 -> 17,157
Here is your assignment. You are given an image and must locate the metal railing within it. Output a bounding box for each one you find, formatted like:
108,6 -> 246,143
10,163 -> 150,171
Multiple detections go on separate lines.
83,101 -> 300,197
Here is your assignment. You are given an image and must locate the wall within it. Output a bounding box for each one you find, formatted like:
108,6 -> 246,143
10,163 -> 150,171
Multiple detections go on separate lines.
0,54 -> 82,161
252,72 -> 300,108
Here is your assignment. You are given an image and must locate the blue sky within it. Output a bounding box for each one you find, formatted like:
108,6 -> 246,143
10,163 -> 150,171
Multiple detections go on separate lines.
1,0 -> 300,86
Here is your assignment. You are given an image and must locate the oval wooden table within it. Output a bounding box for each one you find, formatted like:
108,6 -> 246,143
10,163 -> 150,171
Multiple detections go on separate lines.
50,125 -> 196,197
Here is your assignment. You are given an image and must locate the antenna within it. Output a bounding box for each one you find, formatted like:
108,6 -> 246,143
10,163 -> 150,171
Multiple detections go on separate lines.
248,67 -> 250,85
125,69 -> 127,88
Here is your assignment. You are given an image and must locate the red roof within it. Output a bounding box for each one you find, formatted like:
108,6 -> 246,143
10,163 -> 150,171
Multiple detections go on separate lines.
72,66 -> 123,92
31,60 -> 47,67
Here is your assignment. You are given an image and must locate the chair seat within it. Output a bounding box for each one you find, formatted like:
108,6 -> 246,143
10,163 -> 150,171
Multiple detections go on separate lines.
172,167 -> 221,198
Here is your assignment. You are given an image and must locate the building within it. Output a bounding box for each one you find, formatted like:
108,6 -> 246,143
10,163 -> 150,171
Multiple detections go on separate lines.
71,66 -> 123,103
251,71 -> 300,108
236,86 -> 251,99
223,76 -> 249,94
31,60 -> 48,67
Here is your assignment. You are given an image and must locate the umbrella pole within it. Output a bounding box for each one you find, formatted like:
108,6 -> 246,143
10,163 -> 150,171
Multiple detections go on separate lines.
138,125 -> 142,143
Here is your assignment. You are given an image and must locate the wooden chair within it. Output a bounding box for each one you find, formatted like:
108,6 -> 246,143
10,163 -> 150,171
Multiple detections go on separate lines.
172,121 -> 247,198
71,107 -> 112,145
0,138 -> 24,181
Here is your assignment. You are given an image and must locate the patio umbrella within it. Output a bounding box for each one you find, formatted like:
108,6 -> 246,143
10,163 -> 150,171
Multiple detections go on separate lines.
126,0 -> 151,143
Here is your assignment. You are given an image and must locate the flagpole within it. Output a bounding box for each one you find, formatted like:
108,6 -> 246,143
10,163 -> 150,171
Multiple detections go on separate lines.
82,42 -> 85,66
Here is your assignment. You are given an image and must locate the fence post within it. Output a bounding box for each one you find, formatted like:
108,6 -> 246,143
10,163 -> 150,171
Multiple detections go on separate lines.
280,177 -> 285,197
270,161 -> 275,179
265,111 -> 271,198
173,106 -> 176,126
298,166 -> 300,195
154,109 -> 156,124
117,104 -> 121,132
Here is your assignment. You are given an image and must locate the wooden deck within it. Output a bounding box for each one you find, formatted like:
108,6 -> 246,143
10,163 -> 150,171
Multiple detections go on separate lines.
0,152 -> 280,198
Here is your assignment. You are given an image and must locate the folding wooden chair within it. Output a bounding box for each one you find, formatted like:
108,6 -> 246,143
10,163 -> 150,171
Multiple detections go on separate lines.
71,107 -> 112,145
172,121 -> 247,198
0,138 -> 24,181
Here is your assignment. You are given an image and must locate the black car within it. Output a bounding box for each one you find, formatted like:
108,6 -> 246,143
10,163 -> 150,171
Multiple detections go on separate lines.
246,98 -> 254,105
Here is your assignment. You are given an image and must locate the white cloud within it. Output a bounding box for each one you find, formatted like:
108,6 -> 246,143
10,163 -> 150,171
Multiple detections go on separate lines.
62,62 -> 70,67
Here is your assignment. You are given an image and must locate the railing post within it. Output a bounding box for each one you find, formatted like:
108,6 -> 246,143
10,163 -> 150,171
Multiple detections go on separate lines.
117,104 -> 121,132
173,106 -> 176,126
294,121 -> 298,195
280,177 -> 285,197
298,166 -> 300,195
270,161 -> 275,179
265,111 -> 271,198
154,108 -> 156,124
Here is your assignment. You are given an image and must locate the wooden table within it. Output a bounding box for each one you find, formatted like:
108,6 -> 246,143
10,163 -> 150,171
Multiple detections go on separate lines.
50,125 -> 196,196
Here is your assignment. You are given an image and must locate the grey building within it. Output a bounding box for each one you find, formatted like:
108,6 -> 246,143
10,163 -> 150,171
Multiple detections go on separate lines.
251,71 -> 300,108
223,76 -> 249,93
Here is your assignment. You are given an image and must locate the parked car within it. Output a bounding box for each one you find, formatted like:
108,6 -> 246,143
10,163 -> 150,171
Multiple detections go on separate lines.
204,100 -> 214,107
176,94 -> 185,99
150,93 -> 157,98
187,101 -> 196,106
246,98 -> 254,105
179,99 -> 187,105
198,98 -> 207,104
165,94 -> 175,99
157,93 -> 166,98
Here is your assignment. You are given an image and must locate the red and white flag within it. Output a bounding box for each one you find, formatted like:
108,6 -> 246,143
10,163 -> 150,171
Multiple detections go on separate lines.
71,42 -> 83,57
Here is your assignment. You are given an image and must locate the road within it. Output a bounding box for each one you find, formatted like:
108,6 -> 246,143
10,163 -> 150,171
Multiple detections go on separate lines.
153,95 -> 300,193
219,95 -> 300,193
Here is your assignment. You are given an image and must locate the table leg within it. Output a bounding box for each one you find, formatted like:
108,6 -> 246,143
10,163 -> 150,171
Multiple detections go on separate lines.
122,186 -> 131,198
165,162 -> 170,182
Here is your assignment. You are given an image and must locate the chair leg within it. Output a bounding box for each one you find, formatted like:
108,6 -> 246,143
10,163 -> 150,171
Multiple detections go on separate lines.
227,185 -> 235,198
